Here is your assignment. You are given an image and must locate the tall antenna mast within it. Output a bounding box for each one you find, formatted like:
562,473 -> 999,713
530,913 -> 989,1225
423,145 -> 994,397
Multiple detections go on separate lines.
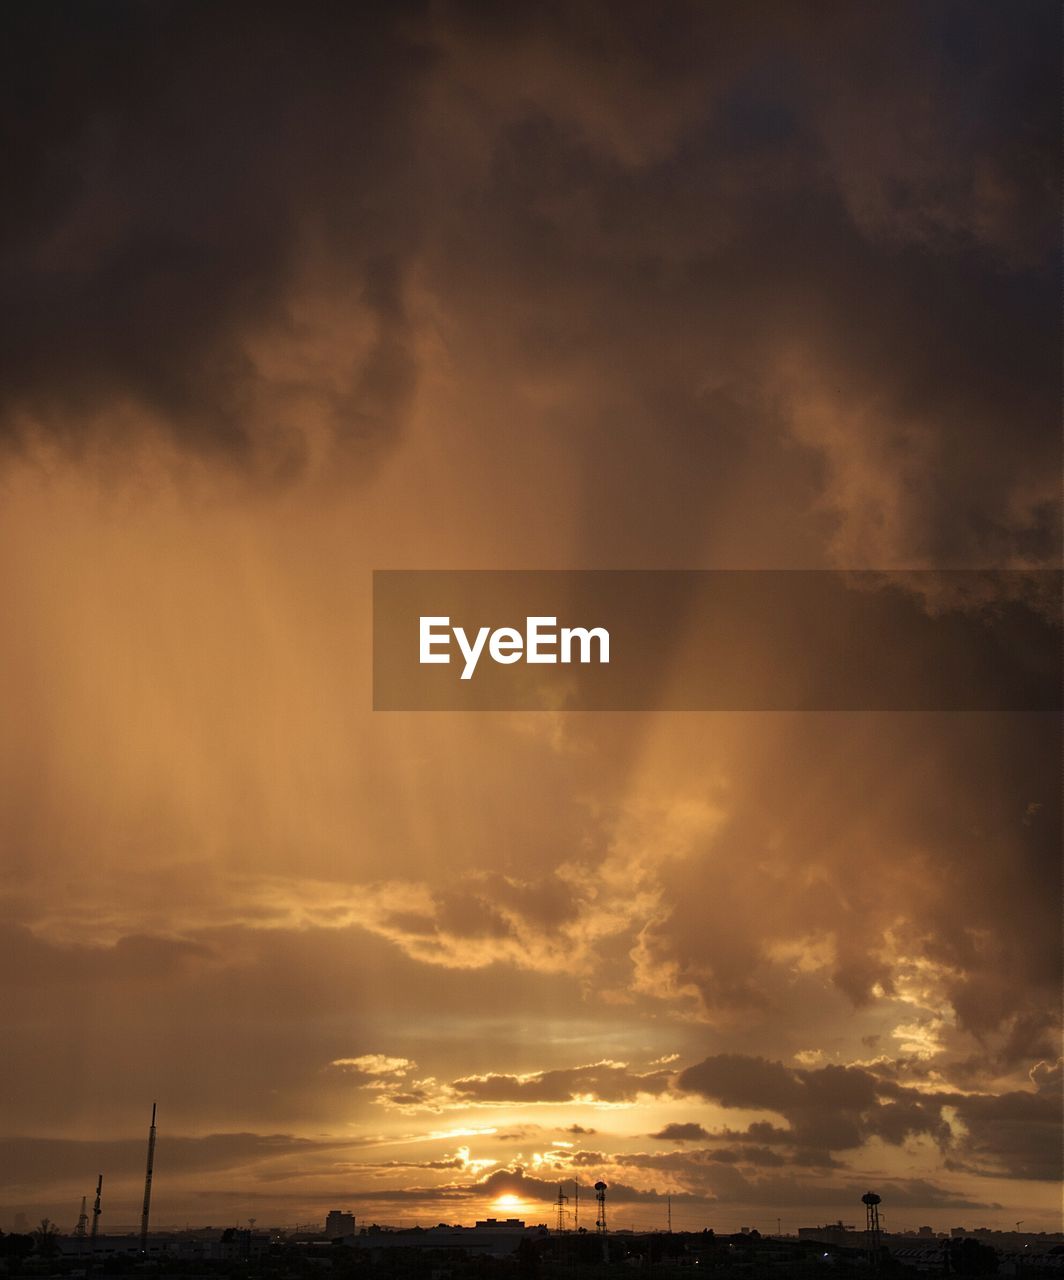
573,1182 -> 578,1231
140,1103 -> 157,1254
667,1194 -> 672,1234
595,1182 -> 608,1264
555,1185 -> 569,1233
91,1175 -> 103,1244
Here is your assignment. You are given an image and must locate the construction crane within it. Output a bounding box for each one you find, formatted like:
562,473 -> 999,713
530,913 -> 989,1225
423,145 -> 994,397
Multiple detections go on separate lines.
91,1175 -> 103,1243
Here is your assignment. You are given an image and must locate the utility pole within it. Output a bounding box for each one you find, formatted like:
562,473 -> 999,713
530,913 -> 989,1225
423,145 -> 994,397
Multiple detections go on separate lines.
667,1194 -> 672,1233
140,1103 -> 157,1254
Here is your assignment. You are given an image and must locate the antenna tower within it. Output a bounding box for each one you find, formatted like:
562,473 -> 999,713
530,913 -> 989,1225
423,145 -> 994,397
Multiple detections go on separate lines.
140,1103 -> 157,1253
555,1185 -> 569,1233
595,1181 -> 608,1263
74,1196 -> 88,1238
667,1194 -> 672,1233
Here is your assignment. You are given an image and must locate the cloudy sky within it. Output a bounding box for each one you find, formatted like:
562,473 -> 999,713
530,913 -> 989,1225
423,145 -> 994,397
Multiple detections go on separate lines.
0,0 -> 1059,1236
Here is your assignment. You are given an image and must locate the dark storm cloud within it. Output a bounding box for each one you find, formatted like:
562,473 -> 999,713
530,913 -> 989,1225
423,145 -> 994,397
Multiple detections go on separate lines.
945,1065 -> 1063,1183
649,1122 -> 710,1143
343,1162 -> 994,1215
360,1156 -> 470,1172
0,0 -> 425,479
365,1165 -> 701,1208
678,1053 -> 1063,1182
451,1061 -> 674,1105
643,1129 -> 843,1169
423,0 -> 1059,569
637,712 -> 1061,1050
678,1054 -> 949,1153
1,0 -> 1057,563
621,1146 -> 788,1172
716,1123 -> 796,1146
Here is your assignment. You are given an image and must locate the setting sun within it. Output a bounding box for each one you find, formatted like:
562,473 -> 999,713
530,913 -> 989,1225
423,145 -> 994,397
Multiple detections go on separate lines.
493,1195 -> 523,1211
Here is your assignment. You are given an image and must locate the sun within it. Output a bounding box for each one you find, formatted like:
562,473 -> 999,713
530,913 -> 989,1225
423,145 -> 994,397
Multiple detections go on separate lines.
493,1194 -> 524,1211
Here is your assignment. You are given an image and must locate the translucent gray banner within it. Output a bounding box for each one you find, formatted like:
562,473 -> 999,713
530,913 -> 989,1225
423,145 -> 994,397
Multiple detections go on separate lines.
373,570 -> 1061,711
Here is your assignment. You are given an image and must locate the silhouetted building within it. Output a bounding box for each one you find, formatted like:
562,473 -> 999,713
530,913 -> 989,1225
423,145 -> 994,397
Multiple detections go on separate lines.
325,1209 -> 355,1238
351,1218 -> 548,1258
798,1222 -> 859,1248
56,1231 -> 270,1261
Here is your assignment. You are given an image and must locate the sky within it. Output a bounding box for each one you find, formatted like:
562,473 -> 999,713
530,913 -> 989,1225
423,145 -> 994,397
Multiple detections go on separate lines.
0,0 -> 1060,1237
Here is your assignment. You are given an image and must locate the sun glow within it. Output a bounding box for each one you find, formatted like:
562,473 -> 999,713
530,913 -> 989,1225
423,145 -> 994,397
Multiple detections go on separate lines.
493,1194 -> 524,1211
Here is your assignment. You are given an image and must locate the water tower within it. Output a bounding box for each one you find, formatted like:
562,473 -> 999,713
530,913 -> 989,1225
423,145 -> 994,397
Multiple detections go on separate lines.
862,1192 -> 882,1267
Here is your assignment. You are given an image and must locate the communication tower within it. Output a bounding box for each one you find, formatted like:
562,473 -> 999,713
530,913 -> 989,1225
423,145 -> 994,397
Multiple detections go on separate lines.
555,1185 -> 569,1233
140,1104 -> 157,1253
595,1182 -> 608,1263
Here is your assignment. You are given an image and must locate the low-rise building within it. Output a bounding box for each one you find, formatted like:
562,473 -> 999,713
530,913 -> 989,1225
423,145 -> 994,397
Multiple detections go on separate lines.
349,1217 -> 548,1258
